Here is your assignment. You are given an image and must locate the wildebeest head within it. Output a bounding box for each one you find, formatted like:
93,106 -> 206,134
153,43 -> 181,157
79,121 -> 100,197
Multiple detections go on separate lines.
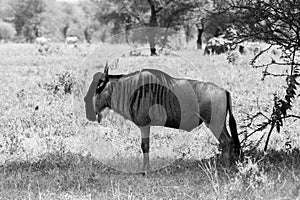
84,63 -> 110,122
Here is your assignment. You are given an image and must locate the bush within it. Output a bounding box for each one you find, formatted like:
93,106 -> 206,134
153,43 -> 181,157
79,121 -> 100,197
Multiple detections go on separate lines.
40,69 -> 86,96
0,21 -> 16,41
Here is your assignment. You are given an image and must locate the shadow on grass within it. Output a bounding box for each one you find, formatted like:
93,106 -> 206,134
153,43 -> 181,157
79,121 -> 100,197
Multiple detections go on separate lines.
0,149 -> 299,199
1,149 -> 300,175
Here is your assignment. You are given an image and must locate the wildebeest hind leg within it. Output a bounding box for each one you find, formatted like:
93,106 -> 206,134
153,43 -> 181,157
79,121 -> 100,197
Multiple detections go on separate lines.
140,126 -> 151,174
218,126 -> 232,167
206,121 -> 232,167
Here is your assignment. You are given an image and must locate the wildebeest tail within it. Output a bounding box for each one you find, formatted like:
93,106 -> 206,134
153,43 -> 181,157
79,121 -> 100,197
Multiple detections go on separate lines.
226,91 -> 241,156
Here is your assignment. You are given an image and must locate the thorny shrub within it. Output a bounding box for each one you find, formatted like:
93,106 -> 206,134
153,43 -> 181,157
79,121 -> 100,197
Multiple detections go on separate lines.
40,69 -> 86,96
224,0 -> 300,150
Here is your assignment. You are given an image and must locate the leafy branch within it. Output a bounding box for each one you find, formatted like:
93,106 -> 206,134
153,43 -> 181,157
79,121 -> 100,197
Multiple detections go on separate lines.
227,0 -> 300,151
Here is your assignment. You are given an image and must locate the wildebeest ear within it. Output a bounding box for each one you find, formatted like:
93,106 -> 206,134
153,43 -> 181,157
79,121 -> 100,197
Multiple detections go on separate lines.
93,72 -> 102,83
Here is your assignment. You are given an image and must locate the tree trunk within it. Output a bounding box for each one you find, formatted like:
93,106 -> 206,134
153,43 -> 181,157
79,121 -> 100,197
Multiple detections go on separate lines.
147,0 -> 159,56
125,24 -> 130,44
33,25 -> 39,38
184,24 -> 191,43
197,28 -> 203,49
196,22 -> 204,49
125,16 -> 131,44
84,28 -> 91,44
63,24 -> 69,39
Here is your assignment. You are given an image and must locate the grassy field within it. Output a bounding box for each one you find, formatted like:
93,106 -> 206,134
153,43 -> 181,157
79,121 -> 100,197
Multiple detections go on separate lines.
0,42 -> 299,199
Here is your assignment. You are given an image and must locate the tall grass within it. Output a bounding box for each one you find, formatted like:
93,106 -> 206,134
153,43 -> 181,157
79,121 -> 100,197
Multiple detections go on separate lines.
0,43 -> 299,199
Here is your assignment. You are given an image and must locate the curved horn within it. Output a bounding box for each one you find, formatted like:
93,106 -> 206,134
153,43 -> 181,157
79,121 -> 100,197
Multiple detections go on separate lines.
104,62 -> 109,82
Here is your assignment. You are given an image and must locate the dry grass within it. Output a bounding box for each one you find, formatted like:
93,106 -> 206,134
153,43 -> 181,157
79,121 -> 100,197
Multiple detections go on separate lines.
0,42 -> 299,199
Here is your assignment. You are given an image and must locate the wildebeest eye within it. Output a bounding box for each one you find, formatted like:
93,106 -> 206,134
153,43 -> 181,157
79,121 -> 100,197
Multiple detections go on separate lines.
97,80 -> 104,88
96,79 -> 105,94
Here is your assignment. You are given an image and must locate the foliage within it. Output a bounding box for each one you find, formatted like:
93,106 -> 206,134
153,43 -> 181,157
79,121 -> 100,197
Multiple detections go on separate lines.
225,0 -> 300,151
93,0 -> 208,50
198,0 -> 232,40
7,0 -> 97,42
2,0 -> 223,45
2,0 -> 231,44
59,2 -> 86,40
155,0 -> 202,29
78,0 -> 100,42
94,0 -> 146,31
0,20 -> 15,41
10,0 -> 47,42
38,1 -> 67,41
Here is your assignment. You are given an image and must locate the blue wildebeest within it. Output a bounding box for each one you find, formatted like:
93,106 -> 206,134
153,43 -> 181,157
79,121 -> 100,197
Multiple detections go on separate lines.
204,37 -> 231,55
65,36 -> 79,47
84,64 -> 242,173
204,26 -> 240,55
35,36 -> 51,46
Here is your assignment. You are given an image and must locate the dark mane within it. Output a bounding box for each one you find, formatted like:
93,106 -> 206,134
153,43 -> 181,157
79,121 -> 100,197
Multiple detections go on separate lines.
108,74 -> 125,79
108,69 -> 175,84
108,70 -> 140,81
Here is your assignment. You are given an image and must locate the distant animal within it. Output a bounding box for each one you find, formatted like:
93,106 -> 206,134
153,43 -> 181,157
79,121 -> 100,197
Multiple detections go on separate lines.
84,64 -> 242,173
204,26 -> 241,55
204,37 -> 231,55
224,27 -> 238,41
65,36 -> 79,46
238,45 -> 246,55
35,37 -> 51,46
234,41 -> 262,56
269,45 -> 282,56
35,37 -> 52,56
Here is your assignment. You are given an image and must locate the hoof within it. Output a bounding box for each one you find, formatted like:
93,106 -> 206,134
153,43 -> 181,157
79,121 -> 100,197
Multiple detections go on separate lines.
141,165 -> 151,175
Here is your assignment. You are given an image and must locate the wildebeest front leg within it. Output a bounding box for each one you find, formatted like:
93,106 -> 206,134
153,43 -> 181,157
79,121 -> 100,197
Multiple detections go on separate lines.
140,126 -> 150,173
